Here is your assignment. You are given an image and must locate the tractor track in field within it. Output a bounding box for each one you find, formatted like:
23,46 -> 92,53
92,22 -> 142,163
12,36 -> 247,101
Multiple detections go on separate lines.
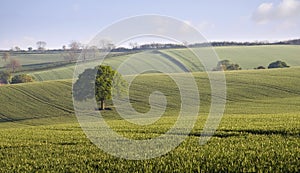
226,79 -> 300,96
9,87 -> 74,114
207,76 -> 300,96
162,50 -> 203,72
0,113 -> 14,122
153,51 -> 190,72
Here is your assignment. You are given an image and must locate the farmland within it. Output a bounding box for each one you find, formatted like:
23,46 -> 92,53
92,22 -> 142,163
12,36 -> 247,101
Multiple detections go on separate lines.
0,67 -> 299,172
23,45 -> 300,81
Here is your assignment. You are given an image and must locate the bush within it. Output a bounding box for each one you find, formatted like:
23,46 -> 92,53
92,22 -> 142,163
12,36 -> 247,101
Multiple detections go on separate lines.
268,60 -> 289,69
213,60 -> 242,71
11,74 -> 35,84
255,66 -> 266,69
0,71 -> 11,84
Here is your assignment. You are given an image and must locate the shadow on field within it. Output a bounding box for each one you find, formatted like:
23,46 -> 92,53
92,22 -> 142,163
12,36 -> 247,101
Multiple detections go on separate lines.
220,129 -> 299,137
115,128 -> 299,139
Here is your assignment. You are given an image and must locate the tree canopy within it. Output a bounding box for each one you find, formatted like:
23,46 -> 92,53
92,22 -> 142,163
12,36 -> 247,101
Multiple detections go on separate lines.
268,60 -> 290,69
73,65 -> 127,110
0,71 -> 11,84
2,52 -> 10,62
11,74 -> 35,84
6,59 -> 21,72
213,60 -> 242,71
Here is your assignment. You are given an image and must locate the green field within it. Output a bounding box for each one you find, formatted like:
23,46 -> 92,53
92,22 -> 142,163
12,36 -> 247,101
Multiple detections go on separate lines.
0,67 -> 299,172
27,45 -> 300,81
0,53 -> 65,68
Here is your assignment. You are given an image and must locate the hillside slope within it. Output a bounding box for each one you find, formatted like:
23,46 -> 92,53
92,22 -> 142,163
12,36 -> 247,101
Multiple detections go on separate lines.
29,45 -> 300,81
1,68 -> 300,127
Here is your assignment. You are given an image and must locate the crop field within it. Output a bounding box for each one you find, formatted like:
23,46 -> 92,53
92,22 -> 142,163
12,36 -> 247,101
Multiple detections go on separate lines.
27,45 -> 300,81
0,53 -> 65,68
0,67 -> 299,172
30,66 -> 75,81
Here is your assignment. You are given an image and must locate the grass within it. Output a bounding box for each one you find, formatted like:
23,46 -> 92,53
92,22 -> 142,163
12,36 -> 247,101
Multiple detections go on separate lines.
0,116 -> 298,172
0,67 -> 299,172
0,53 -> 65,68
0,80 -> 75,127
163,45 -> 300,69
27,45 -> 300,81
30,66 -> 75,81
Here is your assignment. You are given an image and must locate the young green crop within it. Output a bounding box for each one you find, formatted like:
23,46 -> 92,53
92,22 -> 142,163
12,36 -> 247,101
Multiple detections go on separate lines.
28,45 -> 300,81
0,67 -> 299,172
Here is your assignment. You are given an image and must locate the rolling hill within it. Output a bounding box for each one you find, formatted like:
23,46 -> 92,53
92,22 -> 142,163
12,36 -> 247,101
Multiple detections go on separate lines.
0,67 -> 299,172
1,67 -> 300,126
27,45 -> 300,81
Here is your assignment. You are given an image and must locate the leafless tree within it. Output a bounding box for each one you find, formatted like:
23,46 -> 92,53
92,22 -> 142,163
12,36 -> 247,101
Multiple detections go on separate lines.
69,41 -> 81,50
2,52 -> 10,62
99,39 -> 114,51
14,46 -> 21,51
129,42 -> 138,49
6,59 -> 21,72
89,46 -> 99,59
63,41 -> 81,62
36,41 -> 47,51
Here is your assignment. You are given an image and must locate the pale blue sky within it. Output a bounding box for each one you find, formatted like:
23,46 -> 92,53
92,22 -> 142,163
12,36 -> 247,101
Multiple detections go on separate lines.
0,0 -> 299,49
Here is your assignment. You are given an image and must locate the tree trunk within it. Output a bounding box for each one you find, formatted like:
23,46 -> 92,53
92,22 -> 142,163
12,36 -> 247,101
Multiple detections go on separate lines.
100,100 -> 105,110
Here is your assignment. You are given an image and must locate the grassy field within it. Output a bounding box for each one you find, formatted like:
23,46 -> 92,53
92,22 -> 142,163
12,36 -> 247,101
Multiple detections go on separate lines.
0,53 -> 65,68
0,68 -> 299,172
27,45 -> 300,81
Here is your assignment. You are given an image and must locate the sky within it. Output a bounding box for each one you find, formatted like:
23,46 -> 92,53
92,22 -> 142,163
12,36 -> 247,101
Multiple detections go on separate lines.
0,0 -> 299,49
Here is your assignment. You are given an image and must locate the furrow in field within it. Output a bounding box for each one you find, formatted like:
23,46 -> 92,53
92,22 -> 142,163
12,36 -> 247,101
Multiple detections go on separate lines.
9,87 -> 74,114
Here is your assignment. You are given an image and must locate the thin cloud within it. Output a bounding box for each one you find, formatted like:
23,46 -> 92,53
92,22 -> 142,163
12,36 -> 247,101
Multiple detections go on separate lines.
252,0 -> 300,24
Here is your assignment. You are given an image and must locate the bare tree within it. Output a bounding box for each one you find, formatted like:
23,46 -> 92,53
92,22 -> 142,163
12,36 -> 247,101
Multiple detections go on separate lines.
2,52 -> 10,62
129,42 -> 138,49
63,41 -> 81,62
69,41 -> 81,50
182,41 -> 188,47
89,46 -> 99,59
81,45 -> 89,62
36,41 -> 47,51
6,59 -> 21,72
99,39 -> 114,51
14,46 -> 21,51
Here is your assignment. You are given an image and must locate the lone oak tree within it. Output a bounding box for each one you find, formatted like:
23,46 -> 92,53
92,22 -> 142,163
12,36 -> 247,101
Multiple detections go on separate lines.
73,65 -> 127,110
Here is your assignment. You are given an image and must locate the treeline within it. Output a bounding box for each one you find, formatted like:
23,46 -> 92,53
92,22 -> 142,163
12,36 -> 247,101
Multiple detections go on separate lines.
191,39 -> 300,47
1,39 -> 299,53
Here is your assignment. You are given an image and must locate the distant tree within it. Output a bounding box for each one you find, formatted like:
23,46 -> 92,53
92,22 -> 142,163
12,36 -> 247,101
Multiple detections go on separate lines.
73,65 -> 127,110
6,59 -> 21,72
182,41 -> 189,47
268,60 -> 290,69
69,41 -> 81,50
2,52 -> 10,62
255,66 -> 266,69
81,45 -> 89,62
36,41 -> 47,51
0,71 -> 11,84
89,46 -> 99,59
213,60 -> 241,71
14,46 -> 21,51
63,41 -> 81,62
11,74 -> 35,84
100,39 -> 114,51
28,47 -> 33,52
62,45 -> 66,50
